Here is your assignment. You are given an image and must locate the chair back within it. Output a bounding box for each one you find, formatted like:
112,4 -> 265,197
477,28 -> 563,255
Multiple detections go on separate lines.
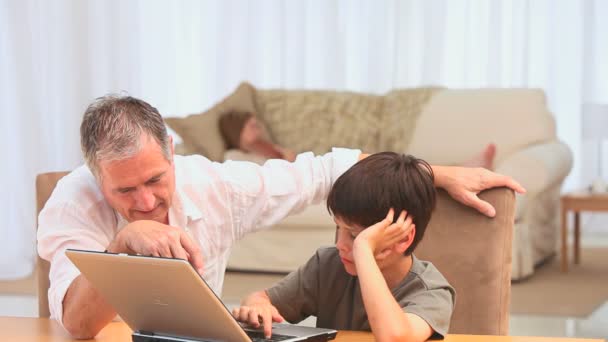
36,171 -> 70,318
416,187 -> 515,335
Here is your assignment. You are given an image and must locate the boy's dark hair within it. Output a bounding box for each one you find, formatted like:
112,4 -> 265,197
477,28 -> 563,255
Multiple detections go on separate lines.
327,152 -> 436,255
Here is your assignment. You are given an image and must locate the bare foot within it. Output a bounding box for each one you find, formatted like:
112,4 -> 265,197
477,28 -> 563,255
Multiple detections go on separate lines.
462,143 -> 496,170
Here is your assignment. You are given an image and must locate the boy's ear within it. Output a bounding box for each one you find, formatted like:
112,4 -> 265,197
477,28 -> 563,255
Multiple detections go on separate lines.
393,225 -> 416,254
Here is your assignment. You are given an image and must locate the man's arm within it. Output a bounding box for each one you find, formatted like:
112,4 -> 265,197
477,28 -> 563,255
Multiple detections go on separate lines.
432,165 -> 526,217
358,153 -> 526,217
62,275 -> 116,339
216,148 -> 361,233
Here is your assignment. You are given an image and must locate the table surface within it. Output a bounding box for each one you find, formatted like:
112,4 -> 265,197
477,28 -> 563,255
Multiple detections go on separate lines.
562,190 -> 608,197
562,191 -> 608,205
0,317 -> 603,342
560,190 -> 608,271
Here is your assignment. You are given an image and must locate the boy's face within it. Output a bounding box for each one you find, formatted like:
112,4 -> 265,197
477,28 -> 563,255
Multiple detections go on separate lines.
334,216 -> 403,276
334,216 -> 362,275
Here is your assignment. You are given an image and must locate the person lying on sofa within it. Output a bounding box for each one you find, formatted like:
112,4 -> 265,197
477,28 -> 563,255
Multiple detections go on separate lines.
219,110 -> 296,163
232,152 -> 454,341
38,95 -> 523,339
219,109 -> 497,170
462,142 -> 496,170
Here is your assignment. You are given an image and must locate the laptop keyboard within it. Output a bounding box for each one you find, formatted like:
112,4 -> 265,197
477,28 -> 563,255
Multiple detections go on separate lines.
246,330 -> 295,341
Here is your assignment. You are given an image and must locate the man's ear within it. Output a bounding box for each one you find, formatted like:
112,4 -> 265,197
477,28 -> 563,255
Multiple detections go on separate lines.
393,225 -> 416,254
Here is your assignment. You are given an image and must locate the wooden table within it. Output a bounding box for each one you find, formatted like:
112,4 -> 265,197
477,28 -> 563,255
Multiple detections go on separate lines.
560,191 -> 608,272
0,317 -> 603,342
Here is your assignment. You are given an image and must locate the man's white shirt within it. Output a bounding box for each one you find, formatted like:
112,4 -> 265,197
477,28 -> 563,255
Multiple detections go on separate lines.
37,148 -> 360,326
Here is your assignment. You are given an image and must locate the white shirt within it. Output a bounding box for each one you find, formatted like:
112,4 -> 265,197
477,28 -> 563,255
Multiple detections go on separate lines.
37,148 -> 360,326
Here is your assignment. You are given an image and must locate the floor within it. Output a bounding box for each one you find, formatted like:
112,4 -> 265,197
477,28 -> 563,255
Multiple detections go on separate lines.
506,230 -> 608,339
1,231 -> 606,339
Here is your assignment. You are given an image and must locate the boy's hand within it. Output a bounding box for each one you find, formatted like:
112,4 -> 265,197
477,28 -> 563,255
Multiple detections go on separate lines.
232,303 -> 284,338
354,209 -> 414,258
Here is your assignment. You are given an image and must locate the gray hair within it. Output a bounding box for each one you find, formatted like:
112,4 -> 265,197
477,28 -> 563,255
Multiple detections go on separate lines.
80,94 -> 171,179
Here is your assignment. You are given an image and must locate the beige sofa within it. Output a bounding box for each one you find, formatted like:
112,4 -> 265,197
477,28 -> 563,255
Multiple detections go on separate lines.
165,82 -> 572,281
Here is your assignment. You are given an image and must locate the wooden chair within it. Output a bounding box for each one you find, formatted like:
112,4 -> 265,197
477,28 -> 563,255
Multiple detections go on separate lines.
35,172 -> 69,318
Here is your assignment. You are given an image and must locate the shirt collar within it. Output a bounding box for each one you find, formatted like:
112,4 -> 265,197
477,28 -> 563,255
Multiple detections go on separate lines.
169,185 -> 204,227
180,187 -> 204,221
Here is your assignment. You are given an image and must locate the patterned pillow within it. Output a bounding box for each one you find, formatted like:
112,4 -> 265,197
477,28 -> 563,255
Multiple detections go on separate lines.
254,89 -> 384,155
164,82 -> 256,161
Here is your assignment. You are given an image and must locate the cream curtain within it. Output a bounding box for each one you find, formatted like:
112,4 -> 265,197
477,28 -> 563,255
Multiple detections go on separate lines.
1,0 -> 606,279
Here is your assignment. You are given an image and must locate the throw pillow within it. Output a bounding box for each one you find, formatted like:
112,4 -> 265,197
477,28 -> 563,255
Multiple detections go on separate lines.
164,82 -> 257,161
254,89 -> 384,155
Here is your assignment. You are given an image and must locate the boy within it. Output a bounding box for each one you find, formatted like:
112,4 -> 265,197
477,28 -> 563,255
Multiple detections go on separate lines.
232,152 -> 455,341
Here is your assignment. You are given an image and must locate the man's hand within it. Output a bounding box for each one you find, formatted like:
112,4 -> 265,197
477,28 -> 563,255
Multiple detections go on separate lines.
354,209 -> 413,260
231,291 -> 284,338
106,220 -> 205,274
433,166 -> 526,217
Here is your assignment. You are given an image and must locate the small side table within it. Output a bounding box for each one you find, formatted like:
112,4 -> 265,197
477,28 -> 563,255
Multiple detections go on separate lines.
560,191 -> 608,272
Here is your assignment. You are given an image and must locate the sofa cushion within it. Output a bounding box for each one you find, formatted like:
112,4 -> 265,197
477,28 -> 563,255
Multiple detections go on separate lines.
406,89 -> 556,165
254,89 -> 384,155
164,82 -> 257,161
382,87 -> 443,151
279,202 -> 334,227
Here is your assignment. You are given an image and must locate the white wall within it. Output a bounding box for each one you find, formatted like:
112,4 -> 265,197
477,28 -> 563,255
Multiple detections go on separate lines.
1,0 -> 607,279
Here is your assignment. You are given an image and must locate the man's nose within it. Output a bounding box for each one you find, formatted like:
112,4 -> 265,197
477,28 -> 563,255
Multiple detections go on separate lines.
134,187 -> 156,211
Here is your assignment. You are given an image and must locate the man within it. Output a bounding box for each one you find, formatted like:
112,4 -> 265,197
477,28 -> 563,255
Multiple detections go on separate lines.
37,95 -> 525,339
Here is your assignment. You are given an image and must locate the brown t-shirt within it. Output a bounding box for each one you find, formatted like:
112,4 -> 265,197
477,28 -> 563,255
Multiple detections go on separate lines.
266,247 -> 455,339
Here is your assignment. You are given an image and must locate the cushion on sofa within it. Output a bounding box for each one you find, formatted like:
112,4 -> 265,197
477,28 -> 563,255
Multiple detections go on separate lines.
164,82 -> 257,161
407,89 -> 556,165
254,87 -> 442,156
381,87 -> 443,151
254,89 -> 384,155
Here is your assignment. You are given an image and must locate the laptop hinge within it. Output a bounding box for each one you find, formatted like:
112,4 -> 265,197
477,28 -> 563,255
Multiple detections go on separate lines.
132,330 -> 219,342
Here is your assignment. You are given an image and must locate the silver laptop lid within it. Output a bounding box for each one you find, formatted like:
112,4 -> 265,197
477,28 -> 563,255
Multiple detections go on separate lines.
65,249 -> 250,342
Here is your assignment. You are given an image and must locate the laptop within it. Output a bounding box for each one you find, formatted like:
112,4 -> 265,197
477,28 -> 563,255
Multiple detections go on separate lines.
65,249 -> 337,342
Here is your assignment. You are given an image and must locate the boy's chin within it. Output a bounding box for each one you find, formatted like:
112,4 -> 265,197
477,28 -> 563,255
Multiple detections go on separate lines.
342,264 -> 358,276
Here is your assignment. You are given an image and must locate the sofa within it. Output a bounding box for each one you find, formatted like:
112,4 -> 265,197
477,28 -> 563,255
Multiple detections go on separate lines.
165,82 -> 573,281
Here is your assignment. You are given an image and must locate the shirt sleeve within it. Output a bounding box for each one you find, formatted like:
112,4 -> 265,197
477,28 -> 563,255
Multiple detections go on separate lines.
265,250 -> 322,324
403,285 -> 456,339
37,200 -> 113,327
214,147 -> 360,239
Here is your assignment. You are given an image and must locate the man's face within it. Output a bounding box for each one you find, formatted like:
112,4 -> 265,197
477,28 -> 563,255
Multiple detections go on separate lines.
98,135 -> 175,224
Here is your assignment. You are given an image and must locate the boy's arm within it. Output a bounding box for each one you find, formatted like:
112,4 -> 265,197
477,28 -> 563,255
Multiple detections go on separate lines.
353,210 -> 433,342
231,249 -> 324,339
354,245 -> 433,342
231,290 -> 285,339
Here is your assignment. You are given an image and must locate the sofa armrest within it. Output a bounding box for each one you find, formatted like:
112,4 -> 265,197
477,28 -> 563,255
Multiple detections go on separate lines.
495,140 -> 573,197
416,187 -> 515,335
